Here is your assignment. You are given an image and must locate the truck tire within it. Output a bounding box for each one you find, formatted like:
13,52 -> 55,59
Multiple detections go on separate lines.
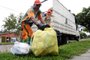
54,30 -> 62,46
75,36 -> 79,41
61,34 -> 68,44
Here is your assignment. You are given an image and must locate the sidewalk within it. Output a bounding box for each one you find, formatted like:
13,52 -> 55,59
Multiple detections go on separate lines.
0,45 -> 12,52
70,49 -> 90,60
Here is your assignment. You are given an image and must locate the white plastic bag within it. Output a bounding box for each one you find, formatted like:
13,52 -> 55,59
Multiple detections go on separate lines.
10,41 -> 30,55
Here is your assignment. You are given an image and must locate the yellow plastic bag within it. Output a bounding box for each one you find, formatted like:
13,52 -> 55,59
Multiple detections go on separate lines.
31,28 -> 59,56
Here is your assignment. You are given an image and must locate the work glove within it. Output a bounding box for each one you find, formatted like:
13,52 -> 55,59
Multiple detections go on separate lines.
37,24 -> 50,30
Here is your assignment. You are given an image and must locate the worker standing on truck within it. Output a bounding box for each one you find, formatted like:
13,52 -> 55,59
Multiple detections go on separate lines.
21,0 -> 46,44
44,8 -> 53,25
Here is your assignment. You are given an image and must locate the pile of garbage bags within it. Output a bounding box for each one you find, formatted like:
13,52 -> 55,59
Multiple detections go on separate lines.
10,28 -> 59,56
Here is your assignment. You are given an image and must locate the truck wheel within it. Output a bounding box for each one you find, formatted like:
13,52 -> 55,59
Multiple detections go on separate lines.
61,34 -> 68,44
57,35 -> 62,46
75,36 -> 79,41
54,30 -> 62,46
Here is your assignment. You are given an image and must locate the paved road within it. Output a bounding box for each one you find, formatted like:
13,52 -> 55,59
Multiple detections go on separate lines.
0,45 -> 13,52
70,50 -> 90,60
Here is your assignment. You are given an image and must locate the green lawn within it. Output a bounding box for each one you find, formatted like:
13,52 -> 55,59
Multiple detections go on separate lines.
0,42 -> 14,45
0,38 -> 90,60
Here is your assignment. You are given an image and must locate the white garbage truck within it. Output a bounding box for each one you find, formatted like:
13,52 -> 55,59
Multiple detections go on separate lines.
52,0 -> 79,45
32,0 -> 80,45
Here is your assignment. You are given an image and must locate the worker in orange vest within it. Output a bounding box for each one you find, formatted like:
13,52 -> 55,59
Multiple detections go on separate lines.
21,0 -> 46,44
44,8 -> 53,25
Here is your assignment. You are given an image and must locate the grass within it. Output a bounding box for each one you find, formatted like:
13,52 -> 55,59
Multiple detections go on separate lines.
0,38 -> 90,60
0,42 -> 14,45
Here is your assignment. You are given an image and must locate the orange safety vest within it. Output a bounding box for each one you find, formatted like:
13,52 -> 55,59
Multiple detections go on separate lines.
21,7 -> 42,40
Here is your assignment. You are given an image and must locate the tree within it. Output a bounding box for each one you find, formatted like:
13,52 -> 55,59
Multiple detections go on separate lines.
15,13 -> 23,34
76,7 -> 90,32
3,14 -> 17,32
2,13 -> 23,35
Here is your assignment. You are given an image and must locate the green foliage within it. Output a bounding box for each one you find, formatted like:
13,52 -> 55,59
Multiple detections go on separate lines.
76,7 -> 90,32
0,42 -> 14,45
0,39 -> 90,60
80,32 -> 87,39
2,14 -> 22,35
3,14 -> 17,32
83,27 -> 89,32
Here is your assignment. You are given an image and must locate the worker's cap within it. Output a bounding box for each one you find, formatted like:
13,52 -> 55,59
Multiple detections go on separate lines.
34,0 -> 41,5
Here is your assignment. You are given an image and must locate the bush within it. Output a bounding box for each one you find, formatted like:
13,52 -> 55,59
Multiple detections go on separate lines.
80,32 -> 87,39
